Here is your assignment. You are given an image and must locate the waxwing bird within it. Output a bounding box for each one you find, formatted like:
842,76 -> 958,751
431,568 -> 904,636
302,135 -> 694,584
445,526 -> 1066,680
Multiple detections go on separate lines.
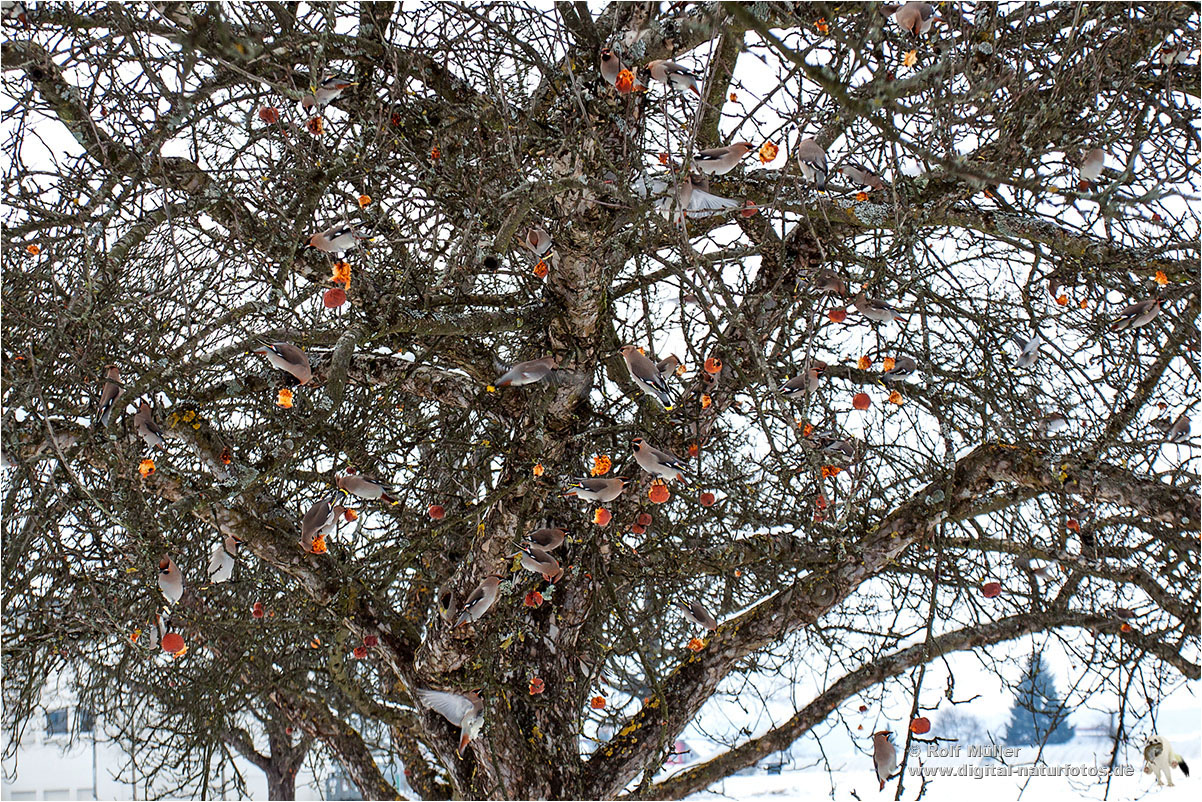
251,340 -> 312,385
839,161 -> 885,191
1079,148 -> 1105,189
600,48 -> 621,86
853,292 -> 906,324
619,345 -> 676,409
515,543 -> 563,583
813,269 -> 848,296
455,575 -> 504,627
647,59 -> 701,96
872,731 -> 898,791
521,227 -> 553,258
1037,411 -> 1068,437
147,611 -> 172,649
562,477 -> 631,502
1016,555 -> 1057,583
133,400 -> 166,450
1109,297 -> 1164,332
1144,735 -> 1190,786
307,224 -> 360,254
656,354 -> 681,379
336,473 -> 397,504
416,688 -> 485,755
1015,333 -> 1041,369
95,365 -> 122,428
1159,44 -> 1192,66
300,75 -> 356,111
882,355 -> 918,381
158,556 -> 184,605
525,527 -> 566,552
208,535 -> 241,584
301,493 -> 345,550
885,3 -> 941,36
494,355 -> 556,387
819,437 -> 857,462
796,138 -> 829,192
636,173 -> 738,224
631,437 -> 688,483
675,599 -> 718,632
693,141 -> 755,176
1153,412 -> 1192,444
780,360 -> 826,398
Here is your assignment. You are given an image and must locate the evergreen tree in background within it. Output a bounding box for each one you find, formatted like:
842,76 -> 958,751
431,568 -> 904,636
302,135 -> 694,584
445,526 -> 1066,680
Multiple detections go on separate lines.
1003,655 -> 1077,745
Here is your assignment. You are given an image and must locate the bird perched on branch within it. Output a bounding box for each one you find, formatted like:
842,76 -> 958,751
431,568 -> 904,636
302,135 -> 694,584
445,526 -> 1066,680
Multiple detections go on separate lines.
632,437 -> 688,483
779,360 -> 826,398
796,138 -> 829,192
306,224 -> 361,254
515,543 -> 562,583
250,340 -> 312,385
561,477 -> 631,503
692,141 -> 755,176
872,730 -> 898,791
524,528 -> 566,552
1109,297 -> 1164,332
619,345 -> 676,409
813,268 -> 848,296
883,3 -> 942,37
95,365 -> 123,428
455,575 -> 504,627
300,75 -> 356,112
1079,148 -> 1105,190
839,161 -> 885,192
494,355 -> 557,387
301,492 -> 345,551
132,400 -> 165,450
675,599 -> 718,632
1144,734 -> 1190,786
1152,412 -> 1191,444
158,556 -> 184,605
336,472 -> 397,504
853,291 -> 907,324
882,356 -> 918,382
647,59 -> 701,96
208,535 -> 241,584
416,688 -> 484,755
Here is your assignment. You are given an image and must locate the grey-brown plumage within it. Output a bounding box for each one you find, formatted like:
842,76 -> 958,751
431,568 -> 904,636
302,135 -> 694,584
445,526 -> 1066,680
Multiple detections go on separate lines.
561,477 -> 631,502
132,400 -> 165,449
158,556 -> 184,605
693,141 -> 755,176
796,138 -> 828,191
813,269 -> 848,296
336,473 -> 396,503
619,345 -> 676,408
416,689 -> 485,754
95,365 -> 123,428
516,543 -> 562,583
675,599 -> 718,631
300,75 -> 355,112
882,356 -> 918,381
455,575 -> 503,627
887,2 -> 941,36
853,292 -> 906,324
839,161 -> 885,191
525,527 -> 566,552
647,59 -> 701,96
1014,333 -> 1041,369
522,228 -> 553,258
252,341 -> 313,385
1109,297 -> 1164,332
632,437 -> 688,482
1154,412 -> 1192,444
208,535 -> 240,584
307,223 -> 359,253
301,493 -> 345,551
495,355 -> 556,387
600,48 -> 622,86
780,360 -> 826,397
1080,148 -> 1105,187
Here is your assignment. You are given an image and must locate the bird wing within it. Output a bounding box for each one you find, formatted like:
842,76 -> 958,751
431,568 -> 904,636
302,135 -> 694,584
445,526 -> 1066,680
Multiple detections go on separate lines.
417,689 -> 475,725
